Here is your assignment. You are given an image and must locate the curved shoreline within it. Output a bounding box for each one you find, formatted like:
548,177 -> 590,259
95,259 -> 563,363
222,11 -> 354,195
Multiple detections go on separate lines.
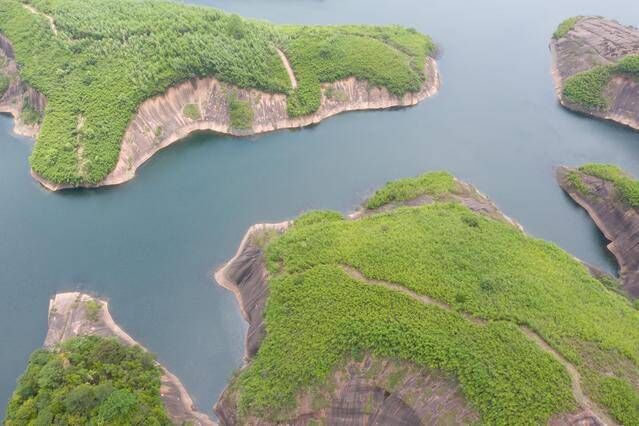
549,17 -> 639,132
556,165 -> 639,298
550,41 -> 639,132
211,181 -> 615,425
24,55 -> 440,191
46,292 -> 216,426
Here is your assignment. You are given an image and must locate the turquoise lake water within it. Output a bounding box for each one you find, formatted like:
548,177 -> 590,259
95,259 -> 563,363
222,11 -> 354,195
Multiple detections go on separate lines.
1,0 -> 638,418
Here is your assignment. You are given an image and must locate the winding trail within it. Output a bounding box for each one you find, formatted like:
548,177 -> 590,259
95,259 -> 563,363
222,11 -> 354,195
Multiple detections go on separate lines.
23,4 -> 58,35
341,265 -> 617,426
276,48 -> 297,89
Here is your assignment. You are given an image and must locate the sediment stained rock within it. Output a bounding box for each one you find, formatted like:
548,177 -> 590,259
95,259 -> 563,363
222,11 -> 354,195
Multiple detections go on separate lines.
46,292 -> 216,426
557,166 -> 639,298
549,17 -> 639,130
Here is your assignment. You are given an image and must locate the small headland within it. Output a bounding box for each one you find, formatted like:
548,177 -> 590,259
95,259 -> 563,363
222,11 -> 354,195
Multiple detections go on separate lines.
557,164 -> 639,298
550,16 -> 639,130
43,292 -> 215,426
212,171 -> 637,425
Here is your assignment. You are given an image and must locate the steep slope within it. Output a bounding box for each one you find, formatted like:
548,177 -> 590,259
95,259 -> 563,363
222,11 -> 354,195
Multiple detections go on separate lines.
557,164 -> 639,298
4,292 -> 214,426
550,16 -> 639,130
214,172 -> 639,425
0,0 -> 439,190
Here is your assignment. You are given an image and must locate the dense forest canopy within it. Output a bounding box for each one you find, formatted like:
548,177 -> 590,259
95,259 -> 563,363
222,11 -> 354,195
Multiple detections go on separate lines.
4,336 -> 169,425
229,172 -> 639,424
0,0 -> 434,185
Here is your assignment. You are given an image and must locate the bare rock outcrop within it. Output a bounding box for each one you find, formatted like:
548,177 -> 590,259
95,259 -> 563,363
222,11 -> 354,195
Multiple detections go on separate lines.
557,166 -> 639,298
549,17 -> 639,130
30,55 -> 439,191
0,34 -> 45,138
46,292 -> 216,426
213,178 -> 610,425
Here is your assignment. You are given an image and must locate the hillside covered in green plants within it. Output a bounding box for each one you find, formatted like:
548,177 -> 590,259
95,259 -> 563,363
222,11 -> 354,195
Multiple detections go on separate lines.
4,336 -> 169,425
0,0 -> 434,186
224,172 -> 639,424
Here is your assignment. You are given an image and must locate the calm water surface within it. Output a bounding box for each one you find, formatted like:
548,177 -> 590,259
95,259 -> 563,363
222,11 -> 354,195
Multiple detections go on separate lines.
2,0 -> 639,418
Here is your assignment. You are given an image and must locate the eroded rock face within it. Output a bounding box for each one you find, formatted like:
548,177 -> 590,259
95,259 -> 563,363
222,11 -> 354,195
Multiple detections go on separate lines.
557,166 -> 639,298
549,17 -> 639,130
46,292 -> 216,426
0,34 -> 45,138
32,56 -> 440,191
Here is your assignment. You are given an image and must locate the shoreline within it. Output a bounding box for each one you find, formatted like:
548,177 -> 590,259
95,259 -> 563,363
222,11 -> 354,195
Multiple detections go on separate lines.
46,292 -> 216,426
556,165 -> 639,298
13,54 -> 440,191
549,20 -> 639,132
211,180 -> 616,425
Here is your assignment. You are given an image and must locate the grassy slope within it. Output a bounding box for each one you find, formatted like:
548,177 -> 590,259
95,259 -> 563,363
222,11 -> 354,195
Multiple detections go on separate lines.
554,18 -> 639,109
568,163 -> 639,208
231,172 -> 639,424
0,0 -> 433,185
4,336 -> 169,425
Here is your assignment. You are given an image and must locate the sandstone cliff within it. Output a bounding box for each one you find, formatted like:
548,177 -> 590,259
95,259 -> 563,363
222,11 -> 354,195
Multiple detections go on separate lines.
557,166 -> 639,298
550,17 -> 639,130
213,180 -> 607,425
45,292 -> 216,426
0,34 -> 46,139
0,31 -> 440,191
550,17 -> 639,129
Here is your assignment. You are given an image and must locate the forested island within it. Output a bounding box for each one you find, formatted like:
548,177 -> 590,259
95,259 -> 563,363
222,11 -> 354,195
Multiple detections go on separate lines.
550,16 -> 639,130
0,0 -> 439,190
215,172 -> 639,425
558,164 -> 639,298
4,293 -> 213,425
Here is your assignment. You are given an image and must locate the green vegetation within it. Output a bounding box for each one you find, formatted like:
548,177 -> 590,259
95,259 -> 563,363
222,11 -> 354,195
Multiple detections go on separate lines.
0,0 -> 433,186
553,17 -> 580,39
561,53 -> 639,108
228,93 -> 253,130
20,98 -> 41,125
0,74 -> 9,95
228,172 -> 639,424
562,66 -> 612,109
4,336 -> 169,425
182,103 -> 201,121
577,163 -> 639,207
617,54 -> 639,76
594,377 -> 639,425
84,299 -> 101,322
283,25 -> 434,116
365,171 -> 456,209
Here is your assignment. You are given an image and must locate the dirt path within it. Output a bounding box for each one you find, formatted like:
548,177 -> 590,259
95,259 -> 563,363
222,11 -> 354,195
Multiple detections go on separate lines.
276,48 -> 297,89
23,4 -> 58,35
341,265 -> 617,426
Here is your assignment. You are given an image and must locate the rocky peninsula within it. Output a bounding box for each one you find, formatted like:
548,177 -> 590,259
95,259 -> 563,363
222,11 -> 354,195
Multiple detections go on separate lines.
212,172 -> 630,425
557,165 -> 639,298
43,292 -> 215,426
0,0 -> 439,191
550,16 -> 639,130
